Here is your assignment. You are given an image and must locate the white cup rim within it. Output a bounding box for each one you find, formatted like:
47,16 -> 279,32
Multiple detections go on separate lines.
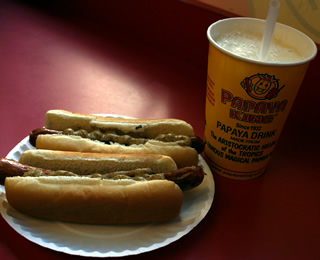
207,17 -> 318,66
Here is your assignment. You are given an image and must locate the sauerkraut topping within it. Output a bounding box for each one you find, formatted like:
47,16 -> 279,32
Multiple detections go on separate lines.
62,128 -> 192,146
23,168 -> 165,181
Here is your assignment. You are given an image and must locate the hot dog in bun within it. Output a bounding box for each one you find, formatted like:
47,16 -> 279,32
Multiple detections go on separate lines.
29,110 -> 205,168
1,150 -> 205,224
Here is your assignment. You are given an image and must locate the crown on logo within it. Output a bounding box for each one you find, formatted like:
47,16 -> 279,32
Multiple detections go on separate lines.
258,74 -> 278,83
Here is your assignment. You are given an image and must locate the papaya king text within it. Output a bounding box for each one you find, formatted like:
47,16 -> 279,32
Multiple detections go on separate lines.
221,89 -> 288,123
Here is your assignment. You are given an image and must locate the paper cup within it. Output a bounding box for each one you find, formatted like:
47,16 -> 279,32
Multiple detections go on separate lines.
204,18 -> 317,180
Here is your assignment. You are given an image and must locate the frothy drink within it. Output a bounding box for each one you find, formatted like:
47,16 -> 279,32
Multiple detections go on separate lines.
215,31 -> 305,63
205,18 -> 316,179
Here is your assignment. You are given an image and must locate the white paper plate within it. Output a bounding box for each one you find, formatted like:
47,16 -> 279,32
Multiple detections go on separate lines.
0,115 -> 215,257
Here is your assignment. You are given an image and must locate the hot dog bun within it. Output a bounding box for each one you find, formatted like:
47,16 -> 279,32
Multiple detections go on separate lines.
19,149 -> 178,174
45,109 -> 194,138
5,176 -> 183,224
36,135 -> 199,168
40,110 -> 199,168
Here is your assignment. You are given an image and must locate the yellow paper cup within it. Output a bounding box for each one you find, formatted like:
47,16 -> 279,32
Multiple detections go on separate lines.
204,18 -> 317,180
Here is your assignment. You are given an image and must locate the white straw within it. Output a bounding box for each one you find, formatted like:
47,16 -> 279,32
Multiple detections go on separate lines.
260,0 -> 280,60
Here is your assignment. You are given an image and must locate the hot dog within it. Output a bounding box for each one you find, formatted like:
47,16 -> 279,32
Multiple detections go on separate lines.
1,150 -> 205,224
29,110 -> 205,168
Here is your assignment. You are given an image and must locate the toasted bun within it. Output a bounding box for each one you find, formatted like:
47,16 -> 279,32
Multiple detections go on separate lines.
45,110 -> 194,138
36,135 -> 199,168
5,176 -> 183,224
19,149 -> 178,174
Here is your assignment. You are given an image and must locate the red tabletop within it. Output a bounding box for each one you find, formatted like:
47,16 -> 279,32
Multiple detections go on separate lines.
1,0 -> 319,259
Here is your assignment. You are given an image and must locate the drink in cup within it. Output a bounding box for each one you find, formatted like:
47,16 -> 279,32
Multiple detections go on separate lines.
204,18 -> 317,180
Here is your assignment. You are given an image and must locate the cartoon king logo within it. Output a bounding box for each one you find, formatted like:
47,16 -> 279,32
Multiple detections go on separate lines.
241,73 -> 285,100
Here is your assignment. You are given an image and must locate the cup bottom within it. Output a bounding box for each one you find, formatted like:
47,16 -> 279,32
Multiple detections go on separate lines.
203,153 -> 265,180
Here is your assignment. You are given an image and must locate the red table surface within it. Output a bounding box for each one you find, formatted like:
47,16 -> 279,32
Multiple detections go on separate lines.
1,0 -> 319,259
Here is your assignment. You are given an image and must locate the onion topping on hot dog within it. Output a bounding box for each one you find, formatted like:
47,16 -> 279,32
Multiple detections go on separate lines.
0,157 -> 205,191
29,127 -> 205,153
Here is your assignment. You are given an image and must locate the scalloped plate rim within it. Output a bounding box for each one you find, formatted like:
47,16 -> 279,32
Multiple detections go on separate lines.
0,114 -> 215,257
